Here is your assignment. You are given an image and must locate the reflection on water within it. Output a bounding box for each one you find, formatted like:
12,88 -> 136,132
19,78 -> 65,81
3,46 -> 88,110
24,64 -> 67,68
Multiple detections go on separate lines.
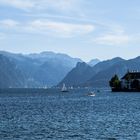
0,89 -> 140,140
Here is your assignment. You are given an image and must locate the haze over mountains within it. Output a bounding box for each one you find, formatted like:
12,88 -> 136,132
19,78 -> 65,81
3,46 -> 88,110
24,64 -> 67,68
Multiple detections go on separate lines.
58,57 -> 123,87
0,54 -> 26,88
88,59 -> 100,66
0,51 -> 140,88
59,57 -> 140,88
0,51 -> 82,88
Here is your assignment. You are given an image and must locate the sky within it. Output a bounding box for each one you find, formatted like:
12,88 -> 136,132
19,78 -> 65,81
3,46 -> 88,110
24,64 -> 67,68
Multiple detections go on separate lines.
0,0 -> 140,61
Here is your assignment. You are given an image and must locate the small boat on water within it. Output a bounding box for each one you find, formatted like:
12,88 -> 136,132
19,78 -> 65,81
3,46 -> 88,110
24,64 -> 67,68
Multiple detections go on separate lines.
61,83 -> 68,92
70,86 -> 74,90
88,91 -> 96,96
89,94 -> 95,97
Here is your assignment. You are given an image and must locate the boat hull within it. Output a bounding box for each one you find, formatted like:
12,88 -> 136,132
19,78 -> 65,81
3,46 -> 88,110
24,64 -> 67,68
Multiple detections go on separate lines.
61,90 -> 69,92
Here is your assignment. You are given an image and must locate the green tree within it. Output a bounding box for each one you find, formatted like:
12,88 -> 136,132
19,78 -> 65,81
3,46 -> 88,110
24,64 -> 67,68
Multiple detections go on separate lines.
109,74 -> 121,89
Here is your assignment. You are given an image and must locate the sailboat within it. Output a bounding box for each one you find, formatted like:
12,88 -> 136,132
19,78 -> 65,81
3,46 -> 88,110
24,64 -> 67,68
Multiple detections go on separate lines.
61,83 -> 68,92
70,86 -> 74,90
88,91 -> 96,96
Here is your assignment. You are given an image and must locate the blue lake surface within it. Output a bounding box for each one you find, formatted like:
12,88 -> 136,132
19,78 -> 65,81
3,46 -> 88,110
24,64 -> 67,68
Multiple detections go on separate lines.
0,89 -> 140,140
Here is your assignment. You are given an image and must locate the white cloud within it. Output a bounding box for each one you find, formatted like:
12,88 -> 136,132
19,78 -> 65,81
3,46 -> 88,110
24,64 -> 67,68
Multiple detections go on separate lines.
92,25 -> 131,46
93,33 -> 130,45
0,0 -> 35,10
0,0 -> 79,11
0,19 -> 95,37
27,20 -> 95,37
52,0 -> 78,10
0,19 -> 19,28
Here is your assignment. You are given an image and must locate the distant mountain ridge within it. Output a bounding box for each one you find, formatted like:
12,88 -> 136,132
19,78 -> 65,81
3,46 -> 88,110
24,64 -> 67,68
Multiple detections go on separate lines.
88,59 -> 100,66
58,57 -> 140,88
0,51 -> 82,88
58,62 -> 94,87
0,54 -> 26,88
85,57 -> 140,87
1,50 -> 140,88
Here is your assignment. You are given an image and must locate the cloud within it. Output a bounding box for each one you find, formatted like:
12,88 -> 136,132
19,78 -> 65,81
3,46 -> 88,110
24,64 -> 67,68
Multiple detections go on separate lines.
93,33 -> 130,45
41,0 -> 77,11
0,0 -> 35,10
0,0 -> 79,12
0,19 -> 95,37
0,19 -> 19,28
92,25 -> 131,46
26,20 -> 95,37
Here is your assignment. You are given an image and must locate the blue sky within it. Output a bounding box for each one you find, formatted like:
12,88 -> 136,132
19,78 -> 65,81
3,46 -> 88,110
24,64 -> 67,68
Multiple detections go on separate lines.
0,0 -> 140,61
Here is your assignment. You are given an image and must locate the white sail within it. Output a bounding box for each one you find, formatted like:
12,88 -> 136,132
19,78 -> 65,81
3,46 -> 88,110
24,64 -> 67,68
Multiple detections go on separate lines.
70,86 -> 73,89
61,83 -> 68,92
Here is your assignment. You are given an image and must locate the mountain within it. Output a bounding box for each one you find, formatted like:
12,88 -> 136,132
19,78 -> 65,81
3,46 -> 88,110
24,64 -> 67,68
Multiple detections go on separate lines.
26,52 -> 82,86
0,51 -> 82,87
1,50 -> 139,88
0,54 -> 25,88
58,62 -> 94,87
91,57 -> 125,74
58,57 -> 125,87
27,51 -> 82,68
88,59 -> 100,66
85,57 -> 140,87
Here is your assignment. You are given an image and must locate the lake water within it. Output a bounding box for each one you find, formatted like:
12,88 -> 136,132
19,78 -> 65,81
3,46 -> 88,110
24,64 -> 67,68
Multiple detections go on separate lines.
0,89 -> 140,140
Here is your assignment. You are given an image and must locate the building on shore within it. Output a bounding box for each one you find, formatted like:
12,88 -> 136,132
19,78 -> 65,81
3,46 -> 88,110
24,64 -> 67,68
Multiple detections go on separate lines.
121,71 -> 140,90
110,71 -> 140,92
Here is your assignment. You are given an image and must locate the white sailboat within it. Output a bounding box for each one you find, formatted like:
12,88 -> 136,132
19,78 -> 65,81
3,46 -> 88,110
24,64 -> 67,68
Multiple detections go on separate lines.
70,86 -> 74,90
61,83 -> 68,92
89,93 -> 96,96
88,91 -> 96,97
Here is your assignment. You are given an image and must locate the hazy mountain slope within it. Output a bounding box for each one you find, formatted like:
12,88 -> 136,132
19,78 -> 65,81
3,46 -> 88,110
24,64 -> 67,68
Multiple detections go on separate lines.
88,59 -> 100,66
58,62 -> 95,87
34,60 -> 76,86
91,57 -> 125,74
28,51 -> 82,68
58,57 -> 124,87
28,52 -> 82,86
0,51 -> 82,87
85,56 -> 140,87
0,54 -> 25,88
